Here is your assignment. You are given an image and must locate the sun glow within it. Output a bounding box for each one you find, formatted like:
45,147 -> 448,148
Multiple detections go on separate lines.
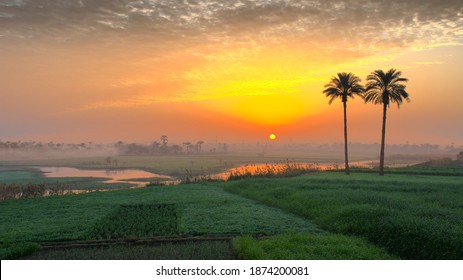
202,91 -> 323,127
269,133 -> 277,140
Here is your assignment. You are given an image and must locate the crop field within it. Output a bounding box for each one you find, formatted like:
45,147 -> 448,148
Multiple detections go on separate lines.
85,204 -> 180,239
0,183 -> 325,242
1,155 -> 462,260
1,182 -> 340,259
234,233 -> 395,260
225,172 -> 463,259
26,240 -> 235,260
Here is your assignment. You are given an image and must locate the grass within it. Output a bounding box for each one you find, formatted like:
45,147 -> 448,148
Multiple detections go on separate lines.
0,166 -> 42,184
0,183 -> 323,244
224,172 -> 463,259
26,240 -> 234,260
348,166 -> 463,176
0,241 -> 40,260
228,161 -> 318,180
3,158 -> 461,260
234,233 -> 395,260
84,204 -> 180,240
0,166 -> 132,191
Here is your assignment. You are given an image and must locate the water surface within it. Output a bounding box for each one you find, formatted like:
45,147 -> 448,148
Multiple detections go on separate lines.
39,167 -> 171,186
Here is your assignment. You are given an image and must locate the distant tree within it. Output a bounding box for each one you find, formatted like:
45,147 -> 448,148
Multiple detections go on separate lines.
105,156 -> 112,165
196,140 -> 204,153
171,144 -> 182,154
151,141 -> 160,153
364,69 -> 410,175
184,142 -> 191,153
160,135 -> 168,146
323,72 -> 364,175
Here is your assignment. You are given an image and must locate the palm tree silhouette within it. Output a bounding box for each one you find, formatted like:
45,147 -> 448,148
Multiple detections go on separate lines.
184,141 -> 191,153
196,140 -> 204,153
323,72 -> 364,175
160,135 -> 168,146
364,69 -> 410,175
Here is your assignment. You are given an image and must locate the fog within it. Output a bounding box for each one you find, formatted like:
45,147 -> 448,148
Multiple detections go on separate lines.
1,139 -> 461,164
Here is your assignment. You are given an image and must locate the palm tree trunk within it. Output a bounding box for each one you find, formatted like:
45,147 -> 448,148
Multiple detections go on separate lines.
343,101 -> 350,175
379,103 -> 388,175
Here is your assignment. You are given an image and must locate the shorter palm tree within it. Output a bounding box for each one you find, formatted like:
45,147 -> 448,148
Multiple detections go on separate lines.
364,69 -> 410,175
323,72 -> 364,175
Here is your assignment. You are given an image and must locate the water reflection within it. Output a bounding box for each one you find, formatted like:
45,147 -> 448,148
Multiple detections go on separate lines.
39,160 -> 402,188
39,167 -> 172,187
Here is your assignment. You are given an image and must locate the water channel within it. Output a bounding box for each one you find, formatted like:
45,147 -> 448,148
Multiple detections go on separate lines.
38,167 -> 173,187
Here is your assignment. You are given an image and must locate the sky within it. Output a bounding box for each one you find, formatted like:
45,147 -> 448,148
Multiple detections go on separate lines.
1,0 -> 462,145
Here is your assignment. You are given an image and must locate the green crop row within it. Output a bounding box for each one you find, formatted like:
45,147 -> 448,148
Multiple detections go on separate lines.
26,240 -> 234,260
224,173 -> 463,259
0,183 -> 324,244
234,233 -> 395,260
84,204 -> 180,240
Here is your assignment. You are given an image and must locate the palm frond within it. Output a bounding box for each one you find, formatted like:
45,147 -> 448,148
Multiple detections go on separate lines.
364,68 -> 410,107
322,72 -> 365,104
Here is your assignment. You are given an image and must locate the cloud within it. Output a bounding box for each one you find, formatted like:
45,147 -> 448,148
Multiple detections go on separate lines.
1,0 -> 462,107
0,0 -> 461,49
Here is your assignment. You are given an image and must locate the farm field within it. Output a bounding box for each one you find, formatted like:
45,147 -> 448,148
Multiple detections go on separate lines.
1,157 -> 462,260
26,240 -> 235,260
225,172 -> 463,259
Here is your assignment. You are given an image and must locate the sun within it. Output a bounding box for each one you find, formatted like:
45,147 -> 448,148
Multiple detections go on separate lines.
269,133 -> 277,140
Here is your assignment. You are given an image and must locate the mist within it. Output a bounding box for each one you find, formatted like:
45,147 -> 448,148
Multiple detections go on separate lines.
1,138 -> 461,165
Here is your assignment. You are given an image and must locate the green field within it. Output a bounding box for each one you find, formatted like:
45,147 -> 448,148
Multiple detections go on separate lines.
1,156 -> 462,260
234,233 -> 395,260
26,240 -> 235,260
225,172 -> 463,259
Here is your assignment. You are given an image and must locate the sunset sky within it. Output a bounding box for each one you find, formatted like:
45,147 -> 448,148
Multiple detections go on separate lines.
1,0 -> 462,145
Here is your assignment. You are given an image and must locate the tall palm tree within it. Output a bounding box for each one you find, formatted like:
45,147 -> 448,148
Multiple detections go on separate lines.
323,72 -> 364,175
364,69 -> 410,175
196,140 -> 204,153
184,141 -> 191,153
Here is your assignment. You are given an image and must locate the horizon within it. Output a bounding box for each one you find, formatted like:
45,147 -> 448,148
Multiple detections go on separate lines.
1,0 -> 463,146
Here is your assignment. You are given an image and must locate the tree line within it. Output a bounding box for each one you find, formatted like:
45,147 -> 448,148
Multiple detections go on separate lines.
115,136 -> 228,156
323,68 -> 410,175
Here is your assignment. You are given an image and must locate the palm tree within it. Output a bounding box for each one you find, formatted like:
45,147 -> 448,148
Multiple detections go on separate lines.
364,69 -> 410,175
323,72 -> 364,175
184,141 -> 191,153
196,140 -> 204,153
160,135 -> 168,146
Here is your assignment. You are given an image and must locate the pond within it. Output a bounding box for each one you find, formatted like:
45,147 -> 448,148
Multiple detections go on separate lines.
38,167 -> 173,187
